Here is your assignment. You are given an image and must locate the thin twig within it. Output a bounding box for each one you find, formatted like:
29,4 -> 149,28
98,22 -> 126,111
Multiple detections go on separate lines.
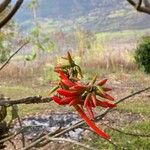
23,86 -> 150,150
45,137 -> 98,150
17,115 -> 25,147
30,127 -> 62,148
0,129 -> 23,143
0,42 -> 28,71
104,124 -> 150,138
8,140 -> 17,150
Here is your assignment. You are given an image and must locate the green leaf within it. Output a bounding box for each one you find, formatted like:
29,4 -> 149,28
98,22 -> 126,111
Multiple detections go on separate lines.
25,50 -> 36,61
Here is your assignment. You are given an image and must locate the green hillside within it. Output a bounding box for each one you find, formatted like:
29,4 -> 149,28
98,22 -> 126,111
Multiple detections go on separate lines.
15,0 -> 150,32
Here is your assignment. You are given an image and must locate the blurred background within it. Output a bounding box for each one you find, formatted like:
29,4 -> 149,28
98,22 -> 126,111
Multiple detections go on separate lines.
0,1 -> 150,149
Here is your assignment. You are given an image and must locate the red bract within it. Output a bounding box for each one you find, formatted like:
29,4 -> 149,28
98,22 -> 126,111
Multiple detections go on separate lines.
97,79 -> 107,86
91,93 -> 97,107
57,89 -> 81,97
101,93 -> 114,101
70,84 -> 87,91
102,87 -> 112,91
74,105 -> 110,140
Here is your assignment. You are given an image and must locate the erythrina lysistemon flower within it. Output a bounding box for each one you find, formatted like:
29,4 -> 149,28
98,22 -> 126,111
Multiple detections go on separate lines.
49,52 -> 116,140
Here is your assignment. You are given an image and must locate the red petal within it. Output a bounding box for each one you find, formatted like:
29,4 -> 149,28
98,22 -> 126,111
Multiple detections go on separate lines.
70,85 -> 87,91
69,97 -> 80,106
57,89 -> 80,97
91,93 -> 97,107
97,79 -> 107,86
59,71 -> 68,80
103,93 -> 114,101
61,79 -> 75,87
86,101 -> 94,119
51,96 -> 63,105
61,97 -> 74,104
102,87 -> 112,91
74,105 -> 110,140
97,100 -> 116,108
97,92 -> 114,101
84,93 -> 91,107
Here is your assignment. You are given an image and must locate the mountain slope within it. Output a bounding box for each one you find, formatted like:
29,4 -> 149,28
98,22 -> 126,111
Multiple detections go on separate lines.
15,0 -> 150,32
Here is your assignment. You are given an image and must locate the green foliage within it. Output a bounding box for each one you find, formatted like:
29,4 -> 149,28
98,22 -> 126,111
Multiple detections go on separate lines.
0,47 -> 10,63
25,50 -> 36,61
27,23 -> 55,61
0,34 -> 11,63
134,36 -> 150,73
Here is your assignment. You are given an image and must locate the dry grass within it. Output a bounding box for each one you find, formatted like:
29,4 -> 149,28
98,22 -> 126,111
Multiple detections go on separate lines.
81,49 -> 137,76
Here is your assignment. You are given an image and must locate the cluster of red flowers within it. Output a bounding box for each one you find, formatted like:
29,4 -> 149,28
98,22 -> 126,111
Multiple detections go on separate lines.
49,52 -> 116,140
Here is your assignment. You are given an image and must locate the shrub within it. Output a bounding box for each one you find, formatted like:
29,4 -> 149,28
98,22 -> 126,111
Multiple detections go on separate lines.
134,36 -> 150,73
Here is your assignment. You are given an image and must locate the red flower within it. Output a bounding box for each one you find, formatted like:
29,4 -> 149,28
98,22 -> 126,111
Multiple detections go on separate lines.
49,53 -> 116,140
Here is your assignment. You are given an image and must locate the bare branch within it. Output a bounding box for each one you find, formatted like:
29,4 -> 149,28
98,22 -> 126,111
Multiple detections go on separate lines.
126,0 -> 150,14
0,96 -> 52,106
0,0 -> 11,13
8,140 -> 17,150
0,42 -> 28,71
0,0 -> 24,28
22,86 -> 150,150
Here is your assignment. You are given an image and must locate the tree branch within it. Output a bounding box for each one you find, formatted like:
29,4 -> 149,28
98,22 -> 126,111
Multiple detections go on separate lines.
0,42 -> 28,71
0,96 -> 52,106
0,0 -> 24,28
126,0 -> 150,14
0,0 -> 11,13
